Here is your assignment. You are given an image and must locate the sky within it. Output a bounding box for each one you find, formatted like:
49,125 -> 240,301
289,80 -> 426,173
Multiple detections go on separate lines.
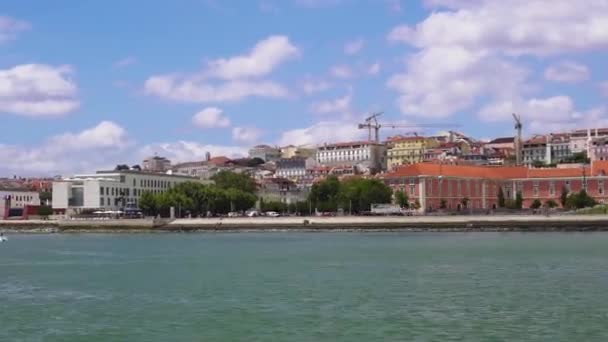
1,0 -> 607,176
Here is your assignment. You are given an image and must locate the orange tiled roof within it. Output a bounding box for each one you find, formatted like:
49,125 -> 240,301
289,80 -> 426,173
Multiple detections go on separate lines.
386,135 -> 424,143
387,162 -> 602,180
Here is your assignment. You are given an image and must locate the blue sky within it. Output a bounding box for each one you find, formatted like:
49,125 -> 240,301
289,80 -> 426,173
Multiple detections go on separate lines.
1,0 -> 607,175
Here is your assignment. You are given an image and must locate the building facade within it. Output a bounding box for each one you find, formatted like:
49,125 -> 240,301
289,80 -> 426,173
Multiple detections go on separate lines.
275,157 -> 317,180
386,136 -> 438,170
52,170 -> 199,213
383,162 -> 608,211
249,145 -> 281,162
316,141 -> 386,174
280,145 -> 316,159
523,135 -> 572,165
257,178 -> 308,205
1,188 -> 40,219
143,156 -> 171,173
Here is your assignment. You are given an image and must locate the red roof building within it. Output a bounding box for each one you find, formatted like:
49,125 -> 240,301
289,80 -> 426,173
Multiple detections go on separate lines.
383,162 -> 608,211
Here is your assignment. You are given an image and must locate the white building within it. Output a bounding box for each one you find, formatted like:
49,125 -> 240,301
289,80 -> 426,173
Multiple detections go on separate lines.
249,145 -> 281,162
316,141 -> 386,174
1,187 -> 40,218
142,156 -> 171,173
569,128 -> 608,154
275,157 -> 318,180
52,170 -> 199,213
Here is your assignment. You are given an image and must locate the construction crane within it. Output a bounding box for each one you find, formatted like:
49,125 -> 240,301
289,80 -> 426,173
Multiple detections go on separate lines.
358,113 -> 462,144
512,113 -> 523,166
358,112 -> 383,143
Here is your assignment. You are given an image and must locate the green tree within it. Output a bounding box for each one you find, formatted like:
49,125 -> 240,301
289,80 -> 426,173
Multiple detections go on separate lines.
309,176 -> 341,212
560,186 -> 569,207
544,199 -> 558,208
37,206 -> 53,218
515,191 -> 523,209
531,160 -> 545,168
394,190 -> 409,208
39,191 -> 52,204
566,189 -> 596,209
497,187 -> 505,208
211,171 -> 257,194
139,191 -> 157,216
530,199 -> 542,209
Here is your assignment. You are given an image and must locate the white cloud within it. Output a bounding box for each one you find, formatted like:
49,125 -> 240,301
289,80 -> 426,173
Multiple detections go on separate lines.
139,141 -> 246,163
301,79 -> 332,95
0,64 -> 80,117
232,126 -> 263,144
114,56 -> 137,68
278,120 -> 364,146
389,0 -> 608,56
144,76 -> 288,103
311,94 -> 351,114
479,95 -> 608,133
0,16 -> 30,43
50,121 -> 130,150
330,65 -> 354,79
387,46 -> 527,117
344,38 -> 365,55
144,35 -> 297,103
0,121 -> 130,175
206,35 -> 299,80
192,107 -> 231,128
544,61 -> 590,83
386,0 -> 608,118
367,62 -> 381,75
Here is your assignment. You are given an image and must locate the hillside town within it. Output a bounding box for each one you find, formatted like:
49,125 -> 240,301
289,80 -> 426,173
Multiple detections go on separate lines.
3,121 -> 608,219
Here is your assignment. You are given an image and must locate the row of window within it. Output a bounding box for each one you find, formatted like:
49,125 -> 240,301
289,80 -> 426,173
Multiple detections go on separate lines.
9,195 -> 36,202
138,179 -> 175,189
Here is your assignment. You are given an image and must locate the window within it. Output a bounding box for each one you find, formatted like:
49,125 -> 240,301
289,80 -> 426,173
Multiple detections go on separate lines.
100,197 -> 104,206
457,180 -> 462,196
100,186 -> 104,194
600,179 -> 604,195
111,188 -> 115,196
549,181 -> 555,196
133,179 -> 136,187
565,180 -> 571,192
533,180 -> 539,197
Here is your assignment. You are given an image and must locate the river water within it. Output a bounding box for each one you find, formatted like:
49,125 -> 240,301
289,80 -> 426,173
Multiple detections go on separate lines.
1,232 -> 607,341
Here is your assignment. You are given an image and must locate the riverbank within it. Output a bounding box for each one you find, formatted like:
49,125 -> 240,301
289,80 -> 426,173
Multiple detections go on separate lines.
2,215 -> 608,232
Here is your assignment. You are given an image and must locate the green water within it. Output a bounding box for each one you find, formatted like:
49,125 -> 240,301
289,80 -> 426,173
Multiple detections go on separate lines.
1,233 -> 608,341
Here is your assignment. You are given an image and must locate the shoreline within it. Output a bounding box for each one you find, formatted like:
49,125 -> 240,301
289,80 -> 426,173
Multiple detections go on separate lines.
2,215 -> 608,233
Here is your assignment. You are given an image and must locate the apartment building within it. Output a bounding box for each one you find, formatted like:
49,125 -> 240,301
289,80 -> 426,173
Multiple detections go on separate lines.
52,170 -> 199,213
386,136 -> 439,170
383,162 -> 608,211
316,141 -> 386,174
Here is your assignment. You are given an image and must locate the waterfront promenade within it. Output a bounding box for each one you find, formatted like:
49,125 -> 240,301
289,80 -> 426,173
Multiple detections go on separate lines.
2,215 -> 608,232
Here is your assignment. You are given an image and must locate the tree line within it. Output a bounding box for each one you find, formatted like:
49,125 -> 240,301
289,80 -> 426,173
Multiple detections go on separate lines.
138,171 -> 257,217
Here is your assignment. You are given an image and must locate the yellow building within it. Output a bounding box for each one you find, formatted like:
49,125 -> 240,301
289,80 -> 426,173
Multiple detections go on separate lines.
386,136 -> 438,170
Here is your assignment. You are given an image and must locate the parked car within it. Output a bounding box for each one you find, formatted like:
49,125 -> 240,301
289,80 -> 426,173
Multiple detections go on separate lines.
265,211 -> 280,217
228,212 -> 242,217
246,210 -> 260,217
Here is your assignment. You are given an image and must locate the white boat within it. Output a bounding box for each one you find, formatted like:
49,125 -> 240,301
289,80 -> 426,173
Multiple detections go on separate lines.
0,236 -> 7,242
